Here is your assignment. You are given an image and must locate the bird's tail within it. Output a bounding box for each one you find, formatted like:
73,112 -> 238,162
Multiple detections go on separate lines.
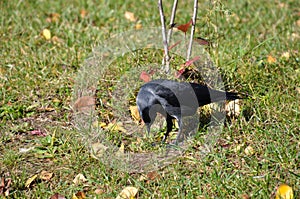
225,91 -> 243,101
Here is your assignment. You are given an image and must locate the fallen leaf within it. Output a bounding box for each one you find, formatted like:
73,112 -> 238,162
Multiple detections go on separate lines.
168,40 -> 182,51
19,147 -> 35,153
267,55 -> 276,64
175,19 -> 192,34
90,142 -> 108,159
244,145 -> 254,156
275,184 -> 293,199
185,56 -> 200,67
42,29 -> 51,40
73,191 -> 86,199
80,9 -> 88,18
281,52 -> 290,60
73,96 -> 95,113
147,171 -> 160,181
106,122 -> 127,133
296,87 -> 300,94
25,174 -> 38,188
135,23 -> 142,30
73,174 -> 87,185
225,99 -> 241,118
124,11 -> 137,22
0,176 -> 11,197
140,71 -> 151,82
29,129 -> 47,137
39,170 -> 53,181
46,13 -> 60,23
130,106 -> 140,122
50,193 -> 66,199
116,186 -> 138,199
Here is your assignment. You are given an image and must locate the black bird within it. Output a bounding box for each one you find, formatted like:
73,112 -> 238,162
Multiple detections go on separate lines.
136,79 -> 242,143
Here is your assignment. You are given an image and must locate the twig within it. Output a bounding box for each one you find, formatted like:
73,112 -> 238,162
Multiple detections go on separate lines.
158,0 -> 170,73
167,0 -> 178,44
186,0 -> 198,61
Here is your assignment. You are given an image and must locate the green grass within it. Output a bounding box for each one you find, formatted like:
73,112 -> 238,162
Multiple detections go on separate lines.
1,0 -> 299,198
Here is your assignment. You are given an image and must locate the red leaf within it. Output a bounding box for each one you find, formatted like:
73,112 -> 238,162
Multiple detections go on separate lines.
185,56 -> 200,67
176,19 -> 192,34
175,67 -> 185,78
140,71 -> 151,82
168,40 -> 182,51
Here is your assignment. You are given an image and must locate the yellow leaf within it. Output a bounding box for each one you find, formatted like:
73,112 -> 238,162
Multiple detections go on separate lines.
25,174 -> 38,188
42,29 -> 51,40
124,11 -> 137,22
276,184 -> 293,199
116,186 -> 138,199
106,122 -> 127,133
130,106 -> 140,122
267,55 -> 276,64
135,23 -> 142,30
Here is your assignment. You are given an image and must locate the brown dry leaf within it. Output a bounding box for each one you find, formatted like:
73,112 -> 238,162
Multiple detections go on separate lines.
275,184 -> 294,199
267,55 -> 276,64
46,13 -> 60,23
130,106 -> 140,122
72,191 -> 86,199
42,29 -> 51,40
50,193 -> 66,199
90,142 -> 108,159
73,174 -> 87,185
124,11 -> 137,22
116,186 -> 138,199
296,87 -> 300,94
80,9 -> 88,18
147,171 -> 160,181
0,176 -> 12,196
225,99 -> 241,118
73,96 -> 95,113
39,170 -> 53,181
25,174 -> 38,188
140,71 -> 151,82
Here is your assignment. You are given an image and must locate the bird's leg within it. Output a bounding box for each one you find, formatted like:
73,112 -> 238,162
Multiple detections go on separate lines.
174,118 -> 183,144
162,114 -> 173,143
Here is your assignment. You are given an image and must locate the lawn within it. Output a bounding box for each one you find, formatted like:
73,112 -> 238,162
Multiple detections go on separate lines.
0,0 -> 299,198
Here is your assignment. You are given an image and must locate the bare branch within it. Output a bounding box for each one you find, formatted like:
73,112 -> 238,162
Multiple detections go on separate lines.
186,0 -> 198,61
167,0 -> 178,44
158,0 -> 170,73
